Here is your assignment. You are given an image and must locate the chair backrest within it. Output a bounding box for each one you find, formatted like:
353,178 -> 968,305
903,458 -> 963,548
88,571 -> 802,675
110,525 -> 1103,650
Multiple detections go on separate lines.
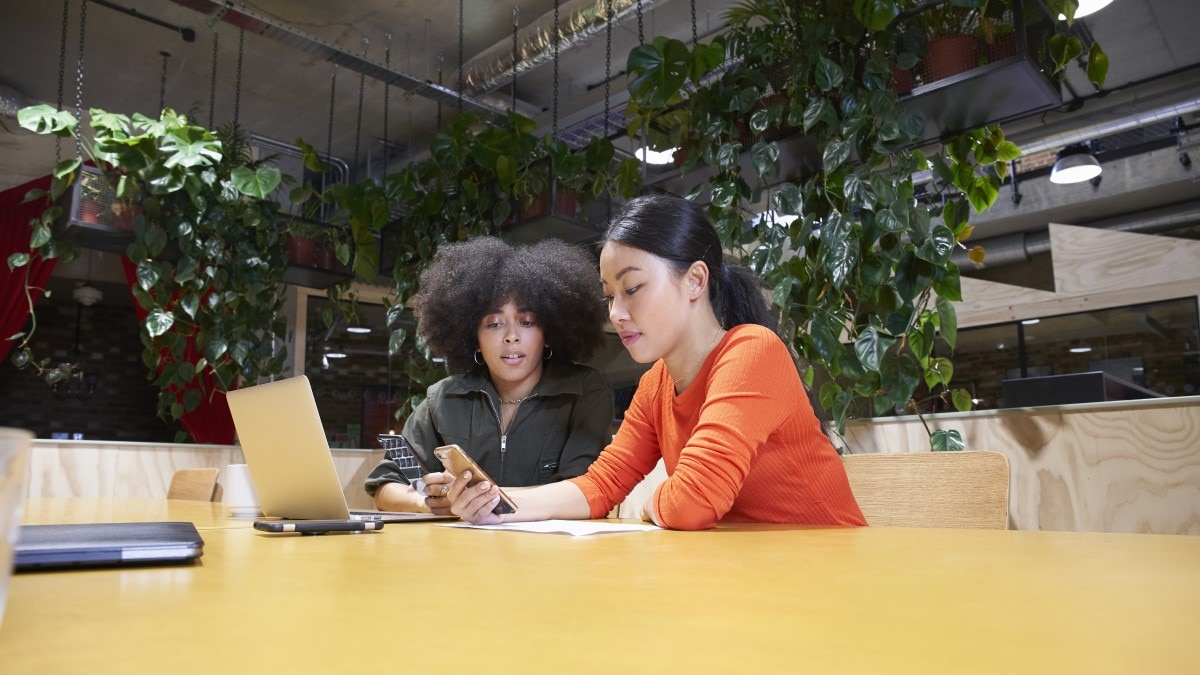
841,451 -> 1010,529
167,468 -> 222,502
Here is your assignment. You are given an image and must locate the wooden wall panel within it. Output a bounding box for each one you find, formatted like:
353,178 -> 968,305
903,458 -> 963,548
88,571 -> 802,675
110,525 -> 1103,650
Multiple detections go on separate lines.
843,397 -> 1200,534
27,441 -> 380,510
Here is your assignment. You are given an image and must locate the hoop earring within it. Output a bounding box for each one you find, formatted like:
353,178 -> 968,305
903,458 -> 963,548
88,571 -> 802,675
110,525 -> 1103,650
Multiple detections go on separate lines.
543,347 -> 553,361
473,351 -> 484,365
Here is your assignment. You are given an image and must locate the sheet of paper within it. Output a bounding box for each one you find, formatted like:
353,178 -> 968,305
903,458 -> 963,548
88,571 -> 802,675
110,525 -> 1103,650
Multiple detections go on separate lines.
441,520 -> 660,536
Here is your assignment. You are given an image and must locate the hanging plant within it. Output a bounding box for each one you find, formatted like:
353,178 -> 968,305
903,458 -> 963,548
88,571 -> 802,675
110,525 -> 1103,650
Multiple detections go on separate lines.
14,105 -> 292,431
623,0 -> 1108,450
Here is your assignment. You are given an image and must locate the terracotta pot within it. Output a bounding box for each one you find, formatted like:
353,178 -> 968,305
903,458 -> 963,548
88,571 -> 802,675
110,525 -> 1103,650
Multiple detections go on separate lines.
924,34 -> 980,84
287,235 -> 316,267
315,247 -> 336,270
986,32 -> 1018,63
78,199 -> 103,224
892,66 -> 916,96
553,191 -> 578,216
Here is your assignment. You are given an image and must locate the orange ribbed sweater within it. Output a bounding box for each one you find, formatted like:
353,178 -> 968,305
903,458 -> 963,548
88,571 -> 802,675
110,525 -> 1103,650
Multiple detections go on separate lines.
570,324 -> 866,530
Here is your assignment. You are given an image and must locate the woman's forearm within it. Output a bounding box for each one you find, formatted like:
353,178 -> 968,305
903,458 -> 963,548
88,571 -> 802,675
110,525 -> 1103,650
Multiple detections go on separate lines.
373,482 -> 431,513
506,480 -> 592,521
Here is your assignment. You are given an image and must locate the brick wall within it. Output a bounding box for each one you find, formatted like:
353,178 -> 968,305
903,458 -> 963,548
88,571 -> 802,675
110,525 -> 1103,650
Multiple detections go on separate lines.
0,287 -> 175,442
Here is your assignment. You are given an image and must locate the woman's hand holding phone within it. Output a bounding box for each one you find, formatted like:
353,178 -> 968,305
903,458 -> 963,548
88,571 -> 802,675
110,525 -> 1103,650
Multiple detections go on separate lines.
419,471 -> 455,515
445,470 -> 511,524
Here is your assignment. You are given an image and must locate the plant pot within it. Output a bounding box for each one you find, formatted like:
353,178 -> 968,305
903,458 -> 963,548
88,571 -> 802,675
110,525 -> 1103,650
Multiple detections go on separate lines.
521,192 -> 551,220
986,32 -> 1018,64
287,235 -> 316,267
553,191 -> 578,216
924,34 -> 980,84
315,247 -> 336,270
78,199 -> 103,224
114,204 -> 142,231
892,66 -> 916,96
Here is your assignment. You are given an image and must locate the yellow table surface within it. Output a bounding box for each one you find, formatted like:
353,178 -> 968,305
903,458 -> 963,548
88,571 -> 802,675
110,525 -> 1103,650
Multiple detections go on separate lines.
3,499 -> 1199,673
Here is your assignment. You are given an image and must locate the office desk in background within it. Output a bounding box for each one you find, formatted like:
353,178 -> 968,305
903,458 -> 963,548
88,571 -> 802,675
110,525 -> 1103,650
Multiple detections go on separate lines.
2,499 -> 1198,674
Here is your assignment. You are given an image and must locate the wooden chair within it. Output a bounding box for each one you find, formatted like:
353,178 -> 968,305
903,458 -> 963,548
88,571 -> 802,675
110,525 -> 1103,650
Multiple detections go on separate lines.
167,468 -> 222,502
842,451 -> 1011,529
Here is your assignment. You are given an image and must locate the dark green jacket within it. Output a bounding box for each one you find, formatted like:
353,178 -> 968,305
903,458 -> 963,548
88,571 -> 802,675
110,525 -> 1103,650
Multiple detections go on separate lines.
364,361 -> 613,495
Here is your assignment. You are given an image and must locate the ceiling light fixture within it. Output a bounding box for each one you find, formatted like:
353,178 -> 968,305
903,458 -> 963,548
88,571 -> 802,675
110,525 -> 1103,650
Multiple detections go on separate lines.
1020,318 -> 1040,325
1069,345 -> 1093,354
638,146 -> 677,165
324,350 -> 348,359
1050,142 -> 1102,185
1059,0 -> 1115,20
346,326 -> 371,334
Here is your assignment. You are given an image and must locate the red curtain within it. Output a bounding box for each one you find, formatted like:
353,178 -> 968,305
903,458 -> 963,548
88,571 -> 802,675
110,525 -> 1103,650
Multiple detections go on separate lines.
120,257 -> 237,445
0,176 -> 58,364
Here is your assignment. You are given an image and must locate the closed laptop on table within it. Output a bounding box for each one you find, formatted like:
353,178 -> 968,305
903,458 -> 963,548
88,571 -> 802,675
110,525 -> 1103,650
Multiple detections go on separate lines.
15,521 -> 204,570
226,375 -> 452,523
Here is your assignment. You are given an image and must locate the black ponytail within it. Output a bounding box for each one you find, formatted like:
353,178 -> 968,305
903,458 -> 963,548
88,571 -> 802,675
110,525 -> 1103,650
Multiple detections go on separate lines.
604,195 -> 777,331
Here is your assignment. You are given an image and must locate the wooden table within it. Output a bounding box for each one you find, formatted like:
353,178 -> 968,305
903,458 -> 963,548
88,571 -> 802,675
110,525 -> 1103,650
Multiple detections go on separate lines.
3,499 -> 1198,673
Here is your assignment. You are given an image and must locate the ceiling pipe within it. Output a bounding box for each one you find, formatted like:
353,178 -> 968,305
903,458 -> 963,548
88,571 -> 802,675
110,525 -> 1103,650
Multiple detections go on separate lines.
953,200 -> 1200,270
461,0 -> 671,98
0,84 -> 32,124
918,95 -> 1200,187
166,0 -> 506,119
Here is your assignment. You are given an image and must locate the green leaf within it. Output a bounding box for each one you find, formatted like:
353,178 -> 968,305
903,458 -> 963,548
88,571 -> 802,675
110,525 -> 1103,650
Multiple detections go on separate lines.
145,309 -> 175,338
995,140 -> 1022,162
7,252 -> 30,270
815,56 -> 845,91
951,388 -> 973,412
853,0 -> 899,32
1049,34 -> 1084,75
925,357 -> 954,389
206,339 -> 228,362
930,429 -> 965,452
803,98 -> 835,133
932,263 -> 962,302
18,105 -> 77,137
751,141 -> 781,178
771,183 -> 803,216
180,294 -> 200,319
136,261 -> 161,291
626,37 -> 690,109
854,326 -> 895,372
183,388 -> 202,412
1087,40 -> 1109,89
231,165 -> 282,199
936,296 -> 958,348
822,138 -> 850,172
52,157 -> 82,180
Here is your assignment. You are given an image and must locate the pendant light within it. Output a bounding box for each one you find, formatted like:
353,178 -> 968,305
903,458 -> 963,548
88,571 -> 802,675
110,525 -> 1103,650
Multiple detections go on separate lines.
1049,142 -> 1102,185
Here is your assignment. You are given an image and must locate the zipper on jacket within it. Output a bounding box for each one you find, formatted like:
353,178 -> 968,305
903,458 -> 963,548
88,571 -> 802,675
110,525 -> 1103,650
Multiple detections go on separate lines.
484,392 -> 534,482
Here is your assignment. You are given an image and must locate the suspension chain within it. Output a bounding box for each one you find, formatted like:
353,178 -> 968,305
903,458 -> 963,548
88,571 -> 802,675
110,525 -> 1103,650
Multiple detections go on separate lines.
209,30 -> 219,128
511,6 -> 520,111
437,54 -> 444,131
457,0 -> 464,114
159,51 -> 170,113
383,31 -> 392,166
233,27 -> 245,125
552,0 -> 559,139
74,0 -> 89,159
55,0 -> 70,163
354,38 -> 367,174
637,0 -> 644,45
326,66 -> 337,167
691,0 -> 698,46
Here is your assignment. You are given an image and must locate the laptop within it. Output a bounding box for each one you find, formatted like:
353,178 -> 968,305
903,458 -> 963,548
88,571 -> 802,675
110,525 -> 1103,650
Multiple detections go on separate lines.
14,521 -> 204,571
226,375 -> 452,523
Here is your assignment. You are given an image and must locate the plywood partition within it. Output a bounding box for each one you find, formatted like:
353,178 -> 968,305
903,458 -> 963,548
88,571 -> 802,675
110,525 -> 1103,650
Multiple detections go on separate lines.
843,396 -> 1200,534
26,440 -> 383,510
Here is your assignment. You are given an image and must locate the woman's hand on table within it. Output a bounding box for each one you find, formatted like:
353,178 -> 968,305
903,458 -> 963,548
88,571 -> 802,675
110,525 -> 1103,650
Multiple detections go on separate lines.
446,471 -> 507,525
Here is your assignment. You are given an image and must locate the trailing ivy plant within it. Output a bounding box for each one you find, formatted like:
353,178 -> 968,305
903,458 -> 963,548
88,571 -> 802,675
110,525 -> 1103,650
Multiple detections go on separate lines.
14,105 -> 292,433
301,109 -> 643,421
623,0 -> 1109,450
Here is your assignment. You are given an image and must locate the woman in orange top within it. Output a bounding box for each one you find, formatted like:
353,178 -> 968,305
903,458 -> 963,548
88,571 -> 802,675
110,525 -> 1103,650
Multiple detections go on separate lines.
447,194 -> 865,530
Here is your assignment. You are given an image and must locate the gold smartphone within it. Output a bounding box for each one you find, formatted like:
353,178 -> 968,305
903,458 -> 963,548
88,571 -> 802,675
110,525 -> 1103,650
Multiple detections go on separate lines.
433,444 -> 518,515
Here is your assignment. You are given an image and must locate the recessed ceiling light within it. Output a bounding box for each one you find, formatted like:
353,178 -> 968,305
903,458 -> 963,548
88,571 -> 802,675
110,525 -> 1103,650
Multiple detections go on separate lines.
346,326 -> 371,334
1021,318 -> 1040,325
325,351 -> 348,359
1069,346 -> 1092,354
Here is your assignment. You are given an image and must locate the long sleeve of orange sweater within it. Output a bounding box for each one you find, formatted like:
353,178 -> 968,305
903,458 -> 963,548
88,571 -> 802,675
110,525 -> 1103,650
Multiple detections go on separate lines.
570,324 -> 865,530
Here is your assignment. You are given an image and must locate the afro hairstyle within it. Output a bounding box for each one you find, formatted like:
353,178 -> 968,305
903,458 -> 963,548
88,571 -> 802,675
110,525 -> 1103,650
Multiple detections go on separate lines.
412,236 -> 608,373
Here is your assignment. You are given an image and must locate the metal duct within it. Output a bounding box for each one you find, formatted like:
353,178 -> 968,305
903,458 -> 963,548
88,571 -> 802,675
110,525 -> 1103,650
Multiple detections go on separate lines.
917,96 -> 1200,186
166,0 -> 506,119
462,0 -> 670,97
953,200 -> 1200,270
0,85 -> 32,123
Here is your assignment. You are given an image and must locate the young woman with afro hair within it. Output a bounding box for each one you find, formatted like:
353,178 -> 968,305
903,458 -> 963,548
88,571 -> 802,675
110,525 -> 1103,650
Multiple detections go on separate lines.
365,236 -> 614,514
